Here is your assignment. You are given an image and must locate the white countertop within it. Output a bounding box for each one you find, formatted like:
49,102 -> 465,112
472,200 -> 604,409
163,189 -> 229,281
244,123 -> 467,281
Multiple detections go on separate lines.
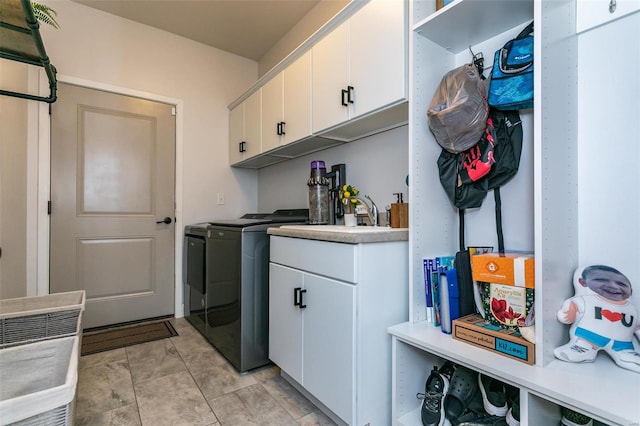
267,225 -> 409,244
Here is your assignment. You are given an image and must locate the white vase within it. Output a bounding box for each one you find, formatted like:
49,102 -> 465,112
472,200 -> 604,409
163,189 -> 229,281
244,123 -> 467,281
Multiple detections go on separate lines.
344,213 -> 357,227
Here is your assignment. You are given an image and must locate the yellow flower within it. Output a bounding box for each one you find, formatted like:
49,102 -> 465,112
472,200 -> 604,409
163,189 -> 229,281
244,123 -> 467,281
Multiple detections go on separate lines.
343,191 -> 351,198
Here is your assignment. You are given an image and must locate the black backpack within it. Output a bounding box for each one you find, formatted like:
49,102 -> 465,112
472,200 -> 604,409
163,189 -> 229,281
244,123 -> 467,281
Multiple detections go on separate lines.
437,108 -> 522,215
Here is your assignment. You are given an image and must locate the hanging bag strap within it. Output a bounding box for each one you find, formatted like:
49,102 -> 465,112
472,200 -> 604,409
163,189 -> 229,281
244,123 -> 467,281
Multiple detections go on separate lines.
516,21 -> 534,40
459,208 -> 465,251
494,187 -> 505,254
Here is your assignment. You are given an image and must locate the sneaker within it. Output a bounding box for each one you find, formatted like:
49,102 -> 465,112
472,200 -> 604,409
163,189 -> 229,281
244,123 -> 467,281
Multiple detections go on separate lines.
504,384 -> 520,426
478,374 -> 508,416
606,349 -> 640,373
439,361 -> 457,381
553,341 -> 598,363
418,366 -> 450,426
560,407 -> 593,426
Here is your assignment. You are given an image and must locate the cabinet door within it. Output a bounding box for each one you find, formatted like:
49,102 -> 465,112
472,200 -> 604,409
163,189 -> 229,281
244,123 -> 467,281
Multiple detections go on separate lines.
268,264 -> 303,384
283,51 -> 312,145
350,0 -> 406,118
303,274 -> 355,425
244,89 -> 262,159
261,72 -> 284,153
312,20 -> 350,133
228,103 -> 244,165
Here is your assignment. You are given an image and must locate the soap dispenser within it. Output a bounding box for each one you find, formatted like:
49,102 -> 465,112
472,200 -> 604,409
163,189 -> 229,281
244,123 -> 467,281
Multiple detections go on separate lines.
390,192 -> 408,228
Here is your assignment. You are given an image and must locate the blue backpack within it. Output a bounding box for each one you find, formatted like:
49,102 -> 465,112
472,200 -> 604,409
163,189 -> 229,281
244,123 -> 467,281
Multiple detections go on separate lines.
488,22 -> 534,111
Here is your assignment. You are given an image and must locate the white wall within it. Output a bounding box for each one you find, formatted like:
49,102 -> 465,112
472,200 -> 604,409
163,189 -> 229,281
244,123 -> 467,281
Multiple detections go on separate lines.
0,61 -> 29,299
258,125 -> 409,215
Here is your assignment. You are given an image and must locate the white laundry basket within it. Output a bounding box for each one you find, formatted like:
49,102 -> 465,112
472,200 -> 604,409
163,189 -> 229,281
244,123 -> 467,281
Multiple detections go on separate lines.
0,336 -> 79,425
0,291 -> 85,348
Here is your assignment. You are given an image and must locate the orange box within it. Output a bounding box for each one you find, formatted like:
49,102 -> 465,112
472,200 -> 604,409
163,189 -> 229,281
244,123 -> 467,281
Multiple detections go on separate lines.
471,252 -> 534,288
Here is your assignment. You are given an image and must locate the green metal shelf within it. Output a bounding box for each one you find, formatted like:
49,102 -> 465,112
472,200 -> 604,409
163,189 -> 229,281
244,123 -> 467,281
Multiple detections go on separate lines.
0,0 -> 57,103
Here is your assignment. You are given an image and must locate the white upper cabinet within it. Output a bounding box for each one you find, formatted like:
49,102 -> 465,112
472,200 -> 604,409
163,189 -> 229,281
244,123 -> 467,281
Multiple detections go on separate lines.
349,0 -> 406,117
311,20 -> 351,134
283,51 -> 312,145
228,0 -> 407,167
228,102 -> 244,165
262,51 -> 312,153
312,0 -> 407,136
229,90 -> 261,165
260,71 -> 284,153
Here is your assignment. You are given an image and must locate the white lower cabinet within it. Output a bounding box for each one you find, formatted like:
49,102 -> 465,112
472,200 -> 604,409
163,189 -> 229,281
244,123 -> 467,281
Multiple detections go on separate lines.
269,263 -> 355,423
269,235 -> 408,426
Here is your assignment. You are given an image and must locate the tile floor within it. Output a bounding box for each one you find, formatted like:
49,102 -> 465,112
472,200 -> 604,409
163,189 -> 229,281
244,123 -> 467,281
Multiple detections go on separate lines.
75,318 -> 338,426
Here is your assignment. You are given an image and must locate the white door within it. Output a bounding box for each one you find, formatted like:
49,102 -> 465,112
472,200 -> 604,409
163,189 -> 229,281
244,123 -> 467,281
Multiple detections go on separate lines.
229,102 -> 245,165
303,274 -> 355,424
268,263 -> 304,383
261,72 -> 284,153
350,0 -> 406,118
244,90 -> 262,158
283,50 -> 312,145
312,20 -> 350,133
50,82 -> 176,329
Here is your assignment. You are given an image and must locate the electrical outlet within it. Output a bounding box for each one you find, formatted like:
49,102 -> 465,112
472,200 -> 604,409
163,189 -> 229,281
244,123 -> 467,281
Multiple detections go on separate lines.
216,192 -> 225,205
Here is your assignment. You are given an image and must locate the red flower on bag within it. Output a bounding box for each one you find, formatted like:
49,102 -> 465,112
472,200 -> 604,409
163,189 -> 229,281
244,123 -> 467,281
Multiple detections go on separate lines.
491,297 -> 521,324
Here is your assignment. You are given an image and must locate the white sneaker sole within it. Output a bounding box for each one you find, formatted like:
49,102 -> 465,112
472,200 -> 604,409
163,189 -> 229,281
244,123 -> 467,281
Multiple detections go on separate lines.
477,374 -> 508,416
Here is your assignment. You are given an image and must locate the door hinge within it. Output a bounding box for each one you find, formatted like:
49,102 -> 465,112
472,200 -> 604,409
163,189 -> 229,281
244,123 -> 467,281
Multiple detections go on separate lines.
171,107 -> 176,116
48,103 -> 52,115
47,201 -> 52,215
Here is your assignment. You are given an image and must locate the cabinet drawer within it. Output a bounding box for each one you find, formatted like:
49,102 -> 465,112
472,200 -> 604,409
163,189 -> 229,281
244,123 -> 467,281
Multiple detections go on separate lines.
270,236 -> 357,283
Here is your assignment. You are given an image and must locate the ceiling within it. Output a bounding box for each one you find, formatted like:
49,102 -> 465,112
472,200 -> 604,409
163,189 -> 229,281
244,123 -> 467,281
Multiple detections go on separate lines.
71,0 -> 322,61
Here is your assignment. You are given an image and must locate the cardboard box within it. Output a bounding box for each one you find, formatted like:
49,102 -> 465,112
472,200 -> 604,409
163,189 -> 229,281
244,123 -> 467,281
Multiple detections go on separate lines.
452,314 -> 535,365
479,282 -> 534,330
471,252 -> 535,288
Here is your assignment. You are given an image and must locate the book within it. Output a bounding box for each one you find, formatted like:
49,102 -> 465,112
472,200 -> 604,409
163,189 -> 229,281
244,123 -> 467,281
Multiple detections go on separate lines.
440,268 -> 460,334
423,259 -> 433,323
431,256 -> 455,327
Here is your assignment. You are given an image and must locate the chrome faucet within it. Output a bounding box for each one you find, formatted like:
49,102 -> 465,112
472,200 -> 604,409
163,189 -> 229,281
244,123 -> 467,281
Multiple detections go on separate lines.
360,195 -> 379,227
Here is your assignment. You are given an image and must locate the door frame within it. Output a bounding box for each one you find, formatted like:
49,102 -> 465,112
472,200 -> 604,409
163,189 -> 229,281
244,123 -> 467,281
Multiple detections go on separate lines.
36,72 -> 185,317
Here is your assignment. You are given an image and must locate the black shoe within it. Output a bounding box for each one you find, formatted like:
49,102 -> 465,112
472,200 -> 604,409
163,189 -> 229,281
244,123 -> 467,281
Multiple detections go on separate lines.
418,366 -> 450,426
505,384 -> 519,426
478,374 -> 508,416
444,366 -> 480,421
439,360 -> 457,381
